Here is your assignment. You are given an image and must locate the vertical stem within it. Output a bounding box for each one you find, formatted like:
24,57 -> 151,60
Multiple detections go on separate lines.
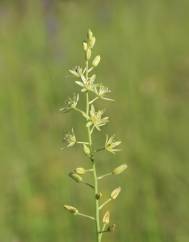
85,60 -> 101,242
93,162 -> 101,242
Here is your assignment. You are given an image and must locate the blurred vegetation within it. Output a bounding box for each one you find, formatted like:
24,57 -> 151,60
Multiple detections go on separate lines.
0,0 -> 189,242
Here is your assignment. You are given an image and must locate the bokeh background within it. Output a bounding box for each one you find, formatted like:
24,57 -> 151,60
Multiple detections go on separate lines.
0,0 -> 189,242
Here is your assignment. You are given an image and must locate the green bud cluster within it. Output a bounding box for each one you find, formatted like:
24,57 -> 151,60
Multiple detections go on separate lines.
62,29 -> 127,242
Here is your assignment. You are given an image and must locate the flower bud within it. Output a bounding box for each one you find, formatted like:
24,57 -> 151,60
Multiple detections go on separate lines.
111,187 -> 121,200
83,144 -> 91,156
69,172 -> 83,183
87,29 -> 93,40
86,48 -> 91,60
83,41 -> 88,51
112,164 -> 127,175
103,211 -> 110,224
64,205 -> 78,214
89,36 -> 96,48
92,55 -> 101,67
75,167 -> 86,175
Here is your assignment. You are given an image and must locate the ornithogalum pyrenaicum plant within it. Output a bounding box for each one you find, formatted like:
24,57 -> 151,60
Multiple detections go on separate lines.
61,29 -> 127,242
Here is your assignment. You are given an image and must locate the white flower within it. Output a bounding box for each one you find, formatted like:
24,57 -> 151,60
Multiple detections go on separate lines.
69,66 -> 83,78
87,105 -> 109,131
75,74 -> 96,92
60,93 -> 79,113
63,129 -> 77,148
94,85 -> 114,101
105,135 -> 121,154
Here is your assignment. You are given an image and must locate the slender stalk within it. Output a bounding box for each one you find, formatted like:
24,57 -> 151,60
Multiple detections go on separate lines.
77,212 -> 95,221
85,60 -> 101,242
99,224 -> 107,241
99,198 -> 112,210
98,172 -> 112,180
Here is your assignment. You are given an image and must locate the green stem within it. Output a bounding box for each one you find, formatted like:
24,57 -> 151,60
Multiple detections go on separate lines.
99,224 -> 107,241
85,60 -> 101,242
99,198 -> 112,210
77,212 -> 95,221
93,162 -> 101,242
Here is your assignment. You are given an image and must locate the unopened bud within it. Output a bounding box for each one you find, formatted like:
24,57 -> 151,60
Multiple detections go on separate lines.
69,172 -> 83,183
64,205 -> 78,214
103,211 -> 110,224
83,41 -> 88,51
112,164 -> 127,175
86,48 -> 91,60
83,144 -> 91,156
92,55 -> 101,67
75,167 -> 86,175
87,29 -> 93,40
89,36 -> 96,48
111,187 -> 121,200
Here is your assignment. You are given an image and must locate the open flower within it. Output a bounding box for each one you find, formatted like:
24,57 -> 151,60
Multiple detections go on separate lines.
94,85 -> 114,101
75,74 -> 96,92
87,105 -> 109,131
105,135 -> 121,154
63,129 -> 77,148
60,93 -> 79,113
69,66 -> 83,78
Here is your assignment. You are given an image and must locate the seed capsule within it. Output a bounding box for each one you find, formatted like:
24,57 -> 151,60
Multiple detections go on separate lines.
107,224 -> 116,232
112,164 -> 127,175
75,167 -> 86,175
103,211 -> 110,224
111,187 -> 121,200
64,205 -> 78,214
69,172 -> 83,183
92,55 -> 101,67
83,144 -> 91,156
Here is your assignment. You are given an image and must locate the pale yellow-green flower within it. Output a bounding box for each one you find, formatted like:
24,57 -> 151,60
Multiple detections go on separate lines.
94,85 -> 114,101
75,74 -> 96,93
87,105 -> 109,131
105,135 -> 121,154
69,66 -> 83,78
60,93 -> 79,113
63,129 -> 77,148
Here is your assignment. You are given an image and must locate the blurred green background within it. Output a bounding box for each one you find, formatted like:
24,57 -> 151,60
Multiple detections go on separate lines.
0,0 -> 189,242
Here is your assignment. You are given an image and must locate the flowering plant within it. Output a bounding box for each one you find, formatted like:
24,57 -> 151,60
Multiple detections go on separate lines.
61,29 -> 127,242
